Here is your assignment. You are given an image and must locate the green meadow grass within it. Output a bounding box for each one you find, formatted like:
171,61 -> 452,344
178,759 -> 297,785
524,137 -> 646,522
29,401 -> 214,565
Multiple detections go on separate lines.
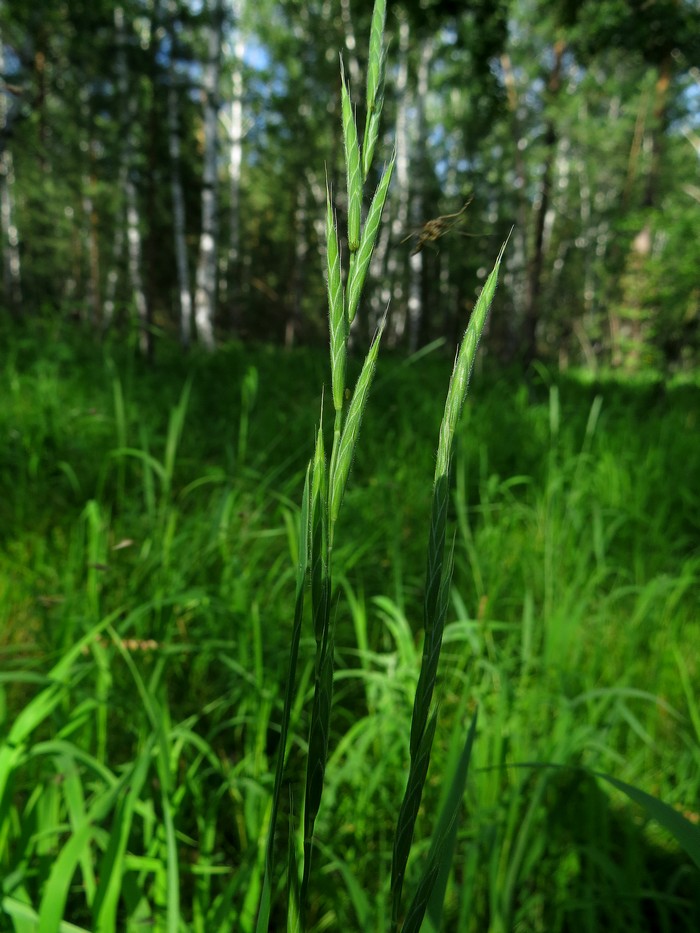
0,322 -> 699,930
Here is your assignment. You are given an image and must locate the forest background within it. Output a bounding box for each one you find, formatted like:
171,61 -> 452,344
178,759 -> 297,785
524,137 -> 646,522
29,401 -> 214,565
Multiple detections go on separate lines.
1,0 -> 700,931
1,0 -> 699,365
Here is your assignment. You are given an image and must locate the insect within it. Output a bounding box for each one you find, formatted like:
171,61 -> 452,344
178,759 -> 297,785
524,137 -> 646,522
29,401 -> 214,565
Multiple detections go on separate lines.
402,196 -> 475,255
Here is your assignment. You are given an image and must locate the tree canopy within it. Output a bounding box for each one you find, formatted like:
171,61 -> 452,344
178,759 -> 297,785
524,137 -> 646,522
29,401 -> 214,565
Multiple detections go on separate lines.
1,0 -> 698,368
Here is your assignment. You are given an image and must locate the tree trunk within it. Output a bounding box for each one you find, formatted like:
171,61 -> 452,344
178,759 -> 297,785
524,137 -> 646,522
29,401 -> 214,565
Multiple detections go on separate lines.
78,87 -> 101,326
0,148 -> 21,314
406,37 -> 433,353
168,80 -> 193,348
382,12 -> 410,346
126,175 -> 150,355
194,0 -> 223,351
285,182 -> 309,348
113,5 -> 151,356
523,39 -> 565,368
102,221 -> 124,330
339,0 -> 361,89
144,0 -> 162,358
613,56 -> 672,368
165,2 -> 193,348
225,0 -> 245,332
82,179 -> 101,326
0,33 -> 22,314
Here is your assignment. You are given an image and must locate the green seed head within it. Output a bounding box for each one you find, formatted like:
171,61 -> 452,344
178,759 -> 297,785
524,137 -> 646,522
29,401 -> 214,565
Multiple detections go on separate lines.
346,152 -> 395,325
340,57 -> 362,253
326,183 -> 346,413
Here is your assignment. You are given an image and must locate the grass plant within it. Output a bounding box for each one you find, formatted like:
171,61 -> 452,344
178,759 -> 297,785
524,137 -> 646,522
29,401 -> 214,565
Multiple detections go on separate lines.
1,3 -> 699,930
258,3 -> 509,926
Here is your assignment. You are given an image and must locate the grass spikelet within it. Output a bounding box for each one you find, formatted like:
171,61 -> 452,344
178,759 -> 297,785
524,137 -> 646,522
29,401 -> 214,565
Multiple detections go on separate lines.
436,235 -> 510,480
326,185 -> 346,414
340,57 -> 362,253
329,316 -> 385,533
346,153 -> 395,325
363,0 -> 387,179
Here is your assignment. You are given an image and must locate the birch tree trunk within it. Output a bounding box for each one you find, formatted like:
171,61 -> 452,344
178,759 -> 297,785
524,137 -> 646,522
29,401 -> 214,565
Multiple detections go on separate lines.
79,88 -> 101,326
406,37 -> 433,353
112,6 -> 150,355
194,0 -> 223,351
0,148 -> 21,313
168,81 -> 193,347
0,38 -> 22,313
339,0 -> 361,89
285,182 -> 309,348
613,56 -> 672,368
0,33 -> 22,315
225,0 -> 245,331
166,4 -> 193,348
126,174 -> 150,355
381,12 -> 410,345
523,39 -> 565,368
102,222 -> 124,330
81,177 -> 101,325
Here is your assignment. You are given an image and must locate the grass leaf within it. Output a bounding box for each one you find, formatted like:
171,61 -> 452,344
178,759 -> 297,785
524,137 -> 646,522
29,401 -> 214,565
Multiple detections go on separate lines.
595,770 -> 700,871
256,465 -> 311,933
404,708 -> 479,933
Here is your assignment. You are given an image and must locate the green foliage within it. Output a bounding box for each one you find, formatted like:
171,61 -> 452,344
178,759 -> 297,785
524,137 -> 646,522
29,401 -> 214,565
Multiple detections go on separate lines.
0,330 -> 699,929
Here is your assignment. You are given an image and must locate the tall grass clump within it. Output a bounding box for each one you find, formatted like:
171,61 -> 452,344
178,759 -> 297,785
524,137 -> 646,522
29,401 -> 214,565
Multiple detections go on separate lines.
257,2 -> 508,927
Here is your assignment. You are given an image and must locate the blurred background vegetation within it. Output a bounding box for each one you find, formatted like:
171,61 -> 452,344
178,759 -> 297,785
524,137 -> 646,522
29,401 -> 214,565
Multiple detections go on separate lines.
1,0 -> 698,368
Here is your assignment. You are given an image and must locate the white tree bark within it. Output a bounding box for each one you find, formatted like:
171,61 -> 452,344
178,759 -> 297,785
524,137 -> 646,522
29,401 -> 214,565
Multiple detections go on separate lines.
382,12 -> 411,344
406,37 -> 433,353
339,0 -> 361,90
224,0 -> 245,329
167,70 -> 193,346
102,221 -> 124,328
111,6 -> 149,354
0,38 -> 22,311
194,0 -> 224,350
126,175 -> 149,353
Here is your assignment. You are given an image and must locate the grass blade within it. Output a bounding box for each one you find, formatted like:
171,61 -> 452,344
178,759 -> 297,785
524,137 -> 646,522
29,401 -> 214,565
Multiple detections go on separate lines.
390,711 -> 438,930
405,708 -> 478,933
0,609 -> 125,829
37,746 -> 152,932
595,771 -> 700,871
255,465 -> 311,931
91,741 -> 155,931
301,624 -> 335,909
